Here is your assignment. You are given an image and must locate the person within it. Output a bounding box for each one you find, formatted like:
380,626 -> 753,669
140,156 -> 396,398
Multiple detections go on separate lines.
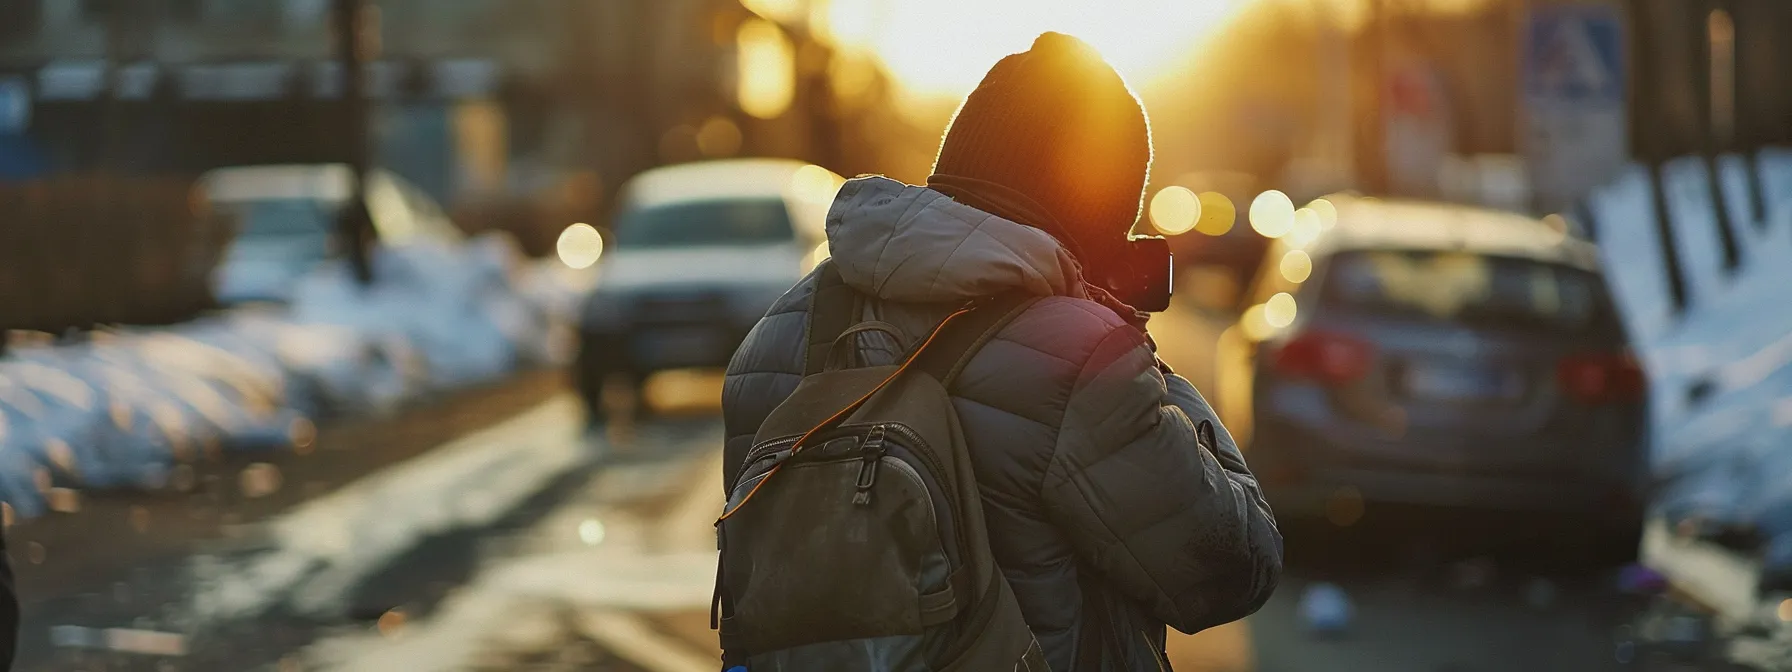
722,32 -> 1282,670
0,523 -> 15,669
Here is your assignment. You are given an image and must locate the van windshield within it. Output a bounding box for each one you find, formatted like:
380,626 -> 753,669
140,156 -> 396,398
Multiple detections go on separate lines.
614,198 -> 794,248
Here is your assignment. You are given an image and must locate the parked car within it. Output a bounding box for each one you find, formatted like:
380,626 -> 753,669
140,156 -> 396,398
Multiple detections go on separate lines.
201,164 -> 463,305
573,159 -> 839,422
1213,196 -> 1647,562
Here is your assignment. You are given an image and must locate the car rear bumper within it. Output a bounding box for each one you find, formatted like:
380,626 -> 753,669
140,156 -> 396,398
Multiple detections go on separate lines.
580,322 -> 749,374
1251,419 -> 1645,522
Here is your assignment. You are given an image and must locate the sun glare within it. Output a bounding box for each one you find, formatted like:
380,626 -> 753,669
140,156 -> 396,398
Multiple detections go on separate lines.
826,0 -> 1252,96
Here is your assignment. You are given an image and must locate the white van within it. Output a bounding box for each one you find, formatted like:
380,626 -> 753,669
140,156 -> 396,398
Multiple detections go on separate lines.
574,159 -> 841,422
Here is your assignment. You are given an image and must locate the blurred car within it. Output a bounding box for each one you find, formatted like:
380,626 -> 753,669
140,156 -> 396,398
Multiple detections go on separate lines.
1214,196 -> 1647,561
201,164 -> 463,305
574,159 -> 838,422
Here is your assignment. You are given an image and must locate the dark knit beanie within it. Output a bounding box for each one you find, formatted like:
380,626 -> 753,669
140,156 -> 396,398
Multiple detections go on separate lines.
929,32 -> 1153,268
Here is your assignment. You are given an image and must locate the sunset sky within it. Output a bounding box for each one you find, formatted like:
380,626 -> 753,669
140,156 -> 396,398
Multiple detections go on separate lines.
819,0 -> 1254,96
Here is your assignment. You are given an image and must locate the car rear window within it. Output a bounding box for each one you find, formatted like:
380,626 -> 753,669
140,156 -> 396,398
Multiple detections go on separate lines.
615,198 -> 794,248
233,199 -> 337,236
1318,249 -> 1616,334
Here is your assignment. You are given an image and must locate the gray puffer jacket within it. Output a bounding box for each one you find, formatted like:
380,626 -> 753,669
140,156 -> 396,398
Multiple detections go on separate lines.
722,176 -> 1282,671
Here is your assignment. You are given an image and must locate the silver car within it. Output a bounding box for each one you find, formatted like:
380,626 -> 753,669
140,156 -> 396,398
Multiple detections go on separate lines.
1214,196 -> 1648,561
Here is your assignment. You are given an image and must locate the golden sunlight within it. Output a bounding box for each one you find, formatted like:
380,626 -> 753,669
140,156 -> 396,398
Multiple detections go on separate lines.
738,18 -> 796,119
825,0 -> 1252,95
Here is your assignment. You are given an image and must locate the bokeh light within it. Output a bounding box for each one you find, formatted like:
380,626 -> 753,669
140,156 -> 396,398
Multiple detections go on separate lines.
579,518 -> 607,546
1195,191 -> 1236,236
378,608 -> 407,637
1250,190 -> 1295,238
1240,303 -> 1274,342
1290,208 -> 1323,247
1280,249 -> 1313,283
1148,186 -> 1200,235
737,19 -> 795,119
556,223 -> 605,269
1265,291 -> 1298,328
695,116 -> 743,157
1308,198 -> 1339,229
803,241 -> 830,272
790,164 -> 844,205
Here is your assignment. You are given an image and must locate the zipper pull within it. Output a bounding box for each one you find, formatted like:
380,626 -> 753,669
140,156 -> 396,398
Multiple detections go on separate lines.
853,426 -> 887,506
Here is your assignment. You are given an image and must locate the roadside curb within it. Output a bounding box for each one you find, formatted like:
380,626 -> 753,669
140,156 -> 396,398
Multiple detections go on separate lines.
1642,517 -> 1792,669
1643,518 -> 1763,624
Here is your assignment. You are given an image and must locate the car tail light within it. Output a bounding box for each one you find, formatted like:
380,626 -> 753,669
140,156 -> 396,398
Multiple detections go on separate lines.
1272,331 -> 1375,386
1557,350 -> 1646,404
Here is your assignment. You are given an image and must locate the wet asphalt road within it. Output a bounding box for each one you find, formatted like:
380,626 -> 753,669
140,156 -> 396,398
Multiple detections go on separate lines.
1148,304 -> 1657,672
2,298 -> 1743,671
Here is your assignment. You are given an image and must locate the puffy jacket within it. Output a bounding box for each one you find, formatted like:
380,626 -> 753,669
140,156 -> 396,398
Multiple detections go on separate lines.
722,176 -> 1283,671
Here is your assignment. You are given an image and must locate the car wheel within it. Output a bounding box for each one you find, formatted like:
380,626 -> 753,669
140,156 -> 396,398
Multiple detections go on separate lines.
626,371 -> 655,421
573,332 -> 621,427
1558,516 -> 1643,570
1592,520 -> 1645,567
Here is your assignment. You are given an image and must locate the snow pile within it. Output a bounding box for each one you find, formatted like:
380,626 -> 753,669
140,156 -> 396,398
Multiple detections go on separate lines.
0,233 -> 574,519
1589,149 -> 1792,589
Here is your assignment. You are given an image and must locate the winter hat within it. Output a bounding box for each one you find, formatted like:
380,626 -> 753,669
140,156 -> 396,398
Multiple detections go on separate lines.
929,32 -> 1153,269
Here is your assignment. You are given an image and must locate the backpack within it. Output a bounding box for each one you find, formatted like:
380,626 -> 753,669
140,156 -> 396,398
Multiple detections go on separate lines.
712,262 -> 1049,671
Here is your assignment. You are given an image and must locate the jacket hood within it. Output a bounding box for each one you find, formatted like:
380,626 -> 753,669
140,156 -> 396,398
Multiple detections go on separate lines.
824,176 -> 1086,303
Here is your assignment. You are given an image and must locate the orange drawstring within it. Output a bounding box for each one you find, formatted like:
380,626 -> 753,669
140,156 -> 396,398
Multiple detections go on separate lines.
717,306 -> 974,523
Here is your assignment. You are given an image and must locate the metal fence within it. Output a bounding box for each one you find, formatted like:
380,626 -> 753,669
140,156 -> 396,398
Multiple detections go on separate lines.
1620,0 -> 1792,312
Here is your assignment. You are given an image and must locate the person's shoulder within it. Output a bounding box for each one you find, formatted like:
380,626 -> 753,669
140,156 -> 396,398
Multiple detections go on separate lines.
1000,295 -> 1145,362
764,267 -> 823,318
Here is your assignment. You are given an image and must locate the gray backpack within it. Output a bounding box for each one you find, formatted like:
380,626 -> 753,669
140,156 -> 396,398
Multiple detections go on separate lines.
712,263 -> 1049,671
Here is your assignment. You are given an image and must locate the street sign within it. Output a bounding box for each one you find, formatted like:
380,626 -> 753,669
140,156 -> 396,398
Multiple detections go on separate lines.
1521,3 -> 1627,212
1383,59 -> 1452,197
0,76 -> 28,134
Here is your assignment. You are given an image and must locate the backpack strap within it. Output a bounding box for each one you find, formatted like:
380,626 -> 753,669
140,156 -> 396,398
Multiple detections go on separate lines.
913,292 -> 1040,389
803,261 -> 863,376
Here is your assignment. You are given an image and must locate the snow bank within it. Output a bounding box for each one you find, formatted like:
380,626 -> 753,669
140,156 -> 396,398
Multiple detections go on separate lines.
1590,149 -> 1792,586
0,233 -> 575,519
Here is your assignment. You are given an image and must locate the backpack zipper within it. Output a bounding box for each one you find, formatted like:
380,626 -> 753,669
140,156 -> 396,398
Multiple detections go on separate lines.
852,425 -> 887,506
878,423 -> 971,562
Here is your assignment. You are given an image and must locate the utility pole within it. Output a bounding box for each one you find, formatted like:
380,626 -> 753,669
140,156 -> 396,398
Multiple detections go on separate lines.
333,0 -> 375,285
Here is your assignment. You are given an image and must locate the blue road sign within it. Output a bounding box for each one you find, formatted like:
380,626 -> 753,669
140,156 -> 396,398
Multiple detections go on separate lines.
0,76 -> 29,134
1523,5 -> 1625,106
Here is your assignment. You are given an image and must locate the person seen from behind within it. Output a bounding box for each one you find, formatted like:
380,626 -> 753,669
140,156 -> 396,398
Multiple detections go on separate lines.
720,32 -> 1282,671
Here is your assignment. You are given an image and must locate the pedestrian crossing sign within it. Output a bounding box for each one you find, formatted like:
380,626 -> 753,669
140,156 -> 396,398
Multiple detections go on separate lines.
1523,5 -> 1624,106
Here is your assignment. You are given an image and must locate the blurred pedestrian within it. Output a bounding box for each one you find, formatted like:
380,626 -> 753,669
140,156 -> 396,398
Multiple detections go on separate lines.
719,32 -> 1281,671
0,526 -> 16,669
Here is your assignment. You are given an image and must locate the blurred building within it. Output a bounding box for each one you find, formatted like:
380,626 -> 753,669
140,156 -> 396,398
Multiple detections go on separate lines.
0,0 -> 898,252
1146,0 -> 1792,215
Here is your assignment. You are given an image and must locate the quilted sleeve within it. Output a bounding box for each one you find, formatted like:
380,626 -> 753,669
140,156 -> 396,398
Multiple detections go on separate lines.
1040,323 -> 1283,634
